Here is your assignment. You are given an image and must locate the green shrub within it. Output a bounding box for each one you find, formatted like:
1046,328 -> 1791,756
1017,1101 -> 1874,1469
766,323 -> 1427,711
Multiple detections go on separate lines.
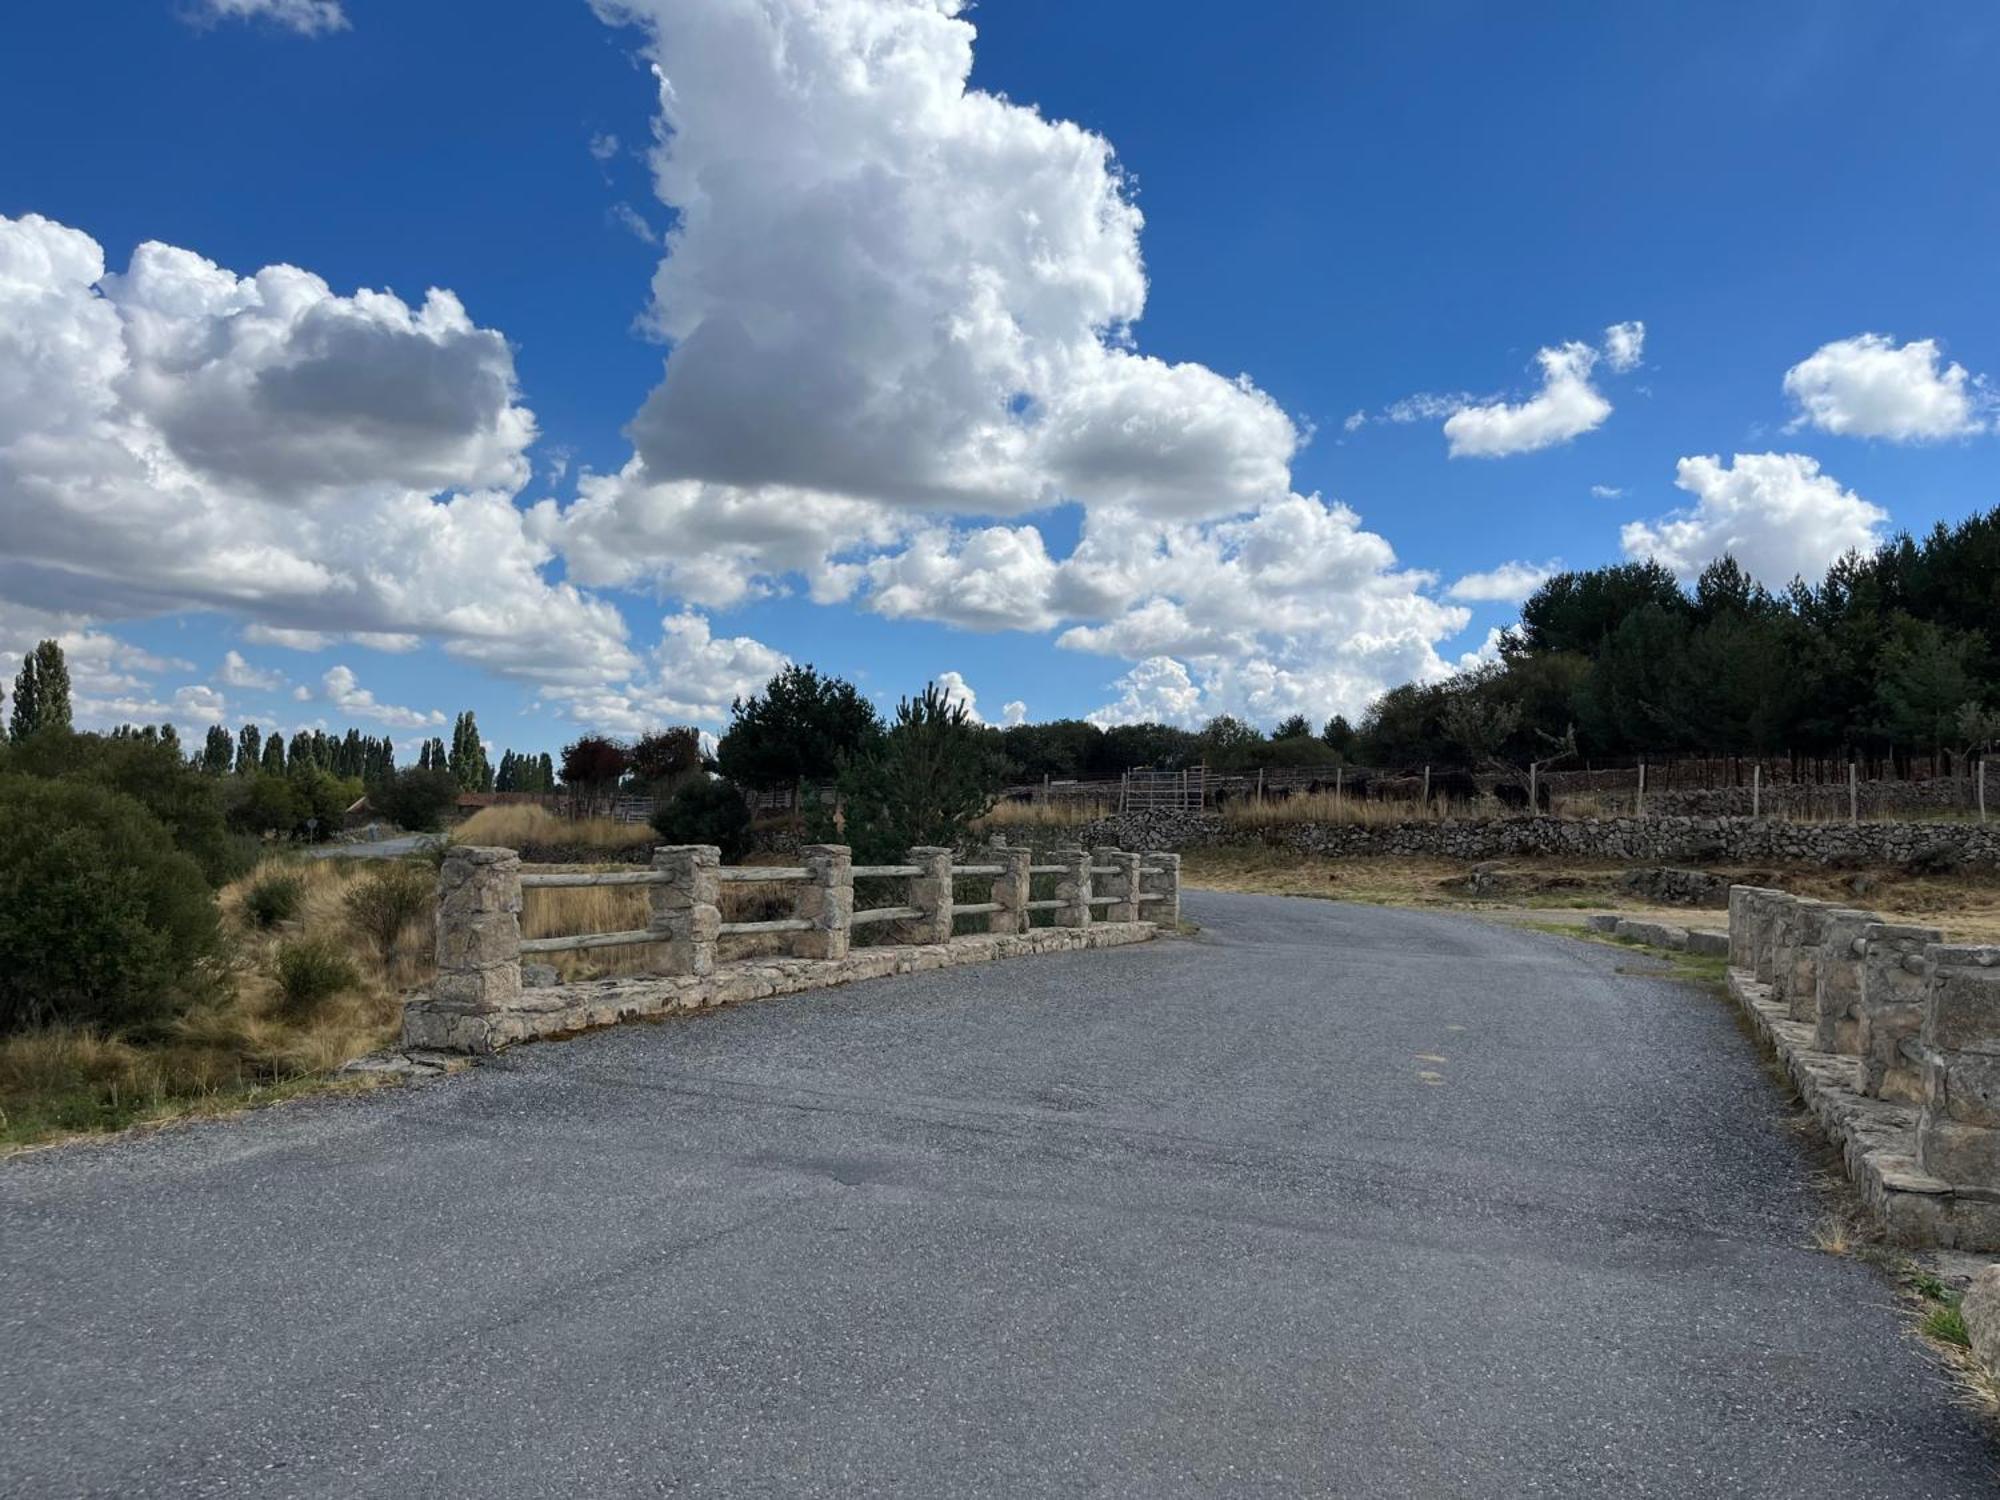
343,862 -> 436,960
371,767 -> 461,833
243,871 -> 306,929
650,777 -> 753,862
0,776 -> 221,1036
274,936 -> 360,1017
8,729 -> 251,885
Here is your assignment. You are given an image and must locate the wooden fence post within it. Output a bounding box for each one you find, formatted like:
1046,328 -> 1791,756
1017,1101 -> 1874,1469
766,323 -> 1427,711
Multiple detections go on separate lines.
1637,759 -> 1646,818
1752,763 -> 1761,819
1980,758 -> 1988,824
1849,761 -> 1859,825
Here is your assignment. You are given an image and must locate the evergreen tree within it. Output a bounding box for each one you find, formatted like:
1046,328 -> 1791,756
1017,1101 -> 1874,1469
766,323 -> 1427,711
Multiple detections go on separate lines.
235,723 -> 262,775
200,725 -> 234,775
9,639 -> 73,740
261,731 -> 286,776
537,752 -> 555,792
448,711 -> 492,791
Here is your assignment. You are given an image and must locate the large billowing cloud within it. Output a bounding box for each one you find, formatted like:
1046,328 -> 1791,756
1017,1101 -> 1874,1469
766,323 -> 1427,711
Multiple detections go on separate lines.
550,0 -> 1482,727
581,0 -> 1297,524
1620,452 -> 1888,586
0,212 -> 639,702
1782,333 -> 1989,442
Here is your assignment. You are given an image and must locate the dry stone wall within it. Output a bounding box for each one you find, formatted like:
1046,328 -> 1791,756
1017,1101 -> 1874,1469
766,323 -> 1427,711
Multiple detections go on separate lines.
1029,811 -> 2000,871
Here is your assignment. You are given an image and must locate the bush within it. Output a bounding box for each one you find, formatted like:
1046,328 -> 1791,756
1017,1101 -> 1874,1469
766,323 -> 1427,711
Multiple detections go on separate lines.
650,777 -> 753,862
0,776 -> 221,1036
371,767 -> 461,833
343,862 -> 436,961
243,871 -> 305,929
9,729 -> 251,886
274,936 -> 360,1017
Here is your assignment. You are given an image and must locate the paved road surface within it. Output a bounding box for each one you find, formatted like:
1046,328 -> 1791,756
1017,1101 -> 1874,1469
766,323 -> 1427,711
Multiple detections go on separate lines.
3,893 -> 1995,1498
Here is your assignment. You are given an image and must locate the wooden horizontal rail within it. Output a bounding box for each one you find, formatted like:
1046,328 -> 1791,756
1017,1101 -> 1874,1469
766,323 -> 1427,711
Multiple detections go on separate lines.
521,928 -> 656,954
717,867 -> 811,883
1135,892 -> 1168,903
1089,865 -> 1119,876
954,864 -> 1003,877
852,865 -> 920,879
953,901 -> 1002,916
1028,864 -> 1066,875
1023,898 -> 1068,912
850,905 -> 922,926
1087,896 -> 1118,906
718,917 -> 815,935
521,871 -> 666,889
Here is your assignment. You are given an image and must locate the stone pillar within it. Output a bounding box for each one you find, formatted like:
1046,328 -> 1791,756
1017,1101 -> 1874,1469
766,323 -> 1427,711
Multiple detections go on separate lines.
1094,846 -> 1142,923
1052,846 -> 1092,929
1728,885 -> 1778,971
1141,851 -> 1182,928
989,842 -> 1032,935
1917,946 -> 2000,1191
795,843 -> 852,960
415,845 -> 523,1052
649,844 -> 720,977
895,846 -> 953,946
1857,923 -> 1945,1101
1811,907 -> 1881,1053
1750,890 -> 1791,985
1773,897 -> 1831,1019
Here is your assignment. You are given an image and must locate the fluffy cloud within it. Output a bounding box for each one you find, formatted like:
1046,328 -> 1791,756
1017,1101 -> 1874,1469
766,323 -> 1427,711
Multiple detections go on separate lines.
0,212 -> 637,698
934,670 -> 983,723
1000,699 -> 1027,728
190,0 -> 348,35
540,612 -> 788,734
1602,320 -> 1646,373
1621,452 -> 1889,585
217,649 -> 285,691
319,665 -> 444,730
1782,333 -> 1989,442
1445,561 -> 1556,603
585,0 -> 1297,523
1087,657 -> 1203,729
1444,341 -> 1612,458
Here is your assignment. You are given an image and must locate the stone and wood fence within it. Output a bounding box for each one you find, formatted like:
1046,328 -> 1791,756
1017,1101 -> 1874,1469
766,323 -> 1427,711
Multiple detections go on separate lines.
407,841 -> 1180,1054
1721,886 -> 2000,1249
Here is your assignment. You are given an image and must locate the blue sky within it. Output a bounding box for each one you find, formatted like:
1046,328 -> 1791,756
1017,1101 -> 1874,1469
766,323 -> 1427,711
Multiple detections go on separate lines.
2,0 -> 1995,758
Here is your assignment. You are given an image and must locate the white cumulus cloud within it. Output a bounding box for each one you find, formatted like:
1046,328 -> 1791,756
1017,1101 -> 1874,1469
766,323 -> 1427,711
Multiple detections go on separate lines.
217,649 -> 285,692
1782,333 -> 1989,442
1444,341 -> 1612,458
933,670 -> 983,724
1621,452 -> 1889,586
319,665 -> 444,730
1445,561 -> 1557,604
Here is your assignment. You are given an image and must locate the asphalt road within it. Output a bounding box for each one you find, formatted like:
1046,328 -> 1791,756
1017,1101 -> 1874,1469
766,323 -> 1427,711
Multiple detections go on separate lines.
3,892 -> 1996,1498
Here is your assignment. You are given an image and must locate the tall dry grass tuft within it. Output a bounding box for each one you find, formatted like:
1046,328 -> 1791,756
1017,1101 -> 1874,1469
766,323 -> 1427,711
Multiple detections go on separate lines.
1219,791 -> 1453,828
976,800 -> 1111,829
521,871 -> 803,977
455,804 -> 649,851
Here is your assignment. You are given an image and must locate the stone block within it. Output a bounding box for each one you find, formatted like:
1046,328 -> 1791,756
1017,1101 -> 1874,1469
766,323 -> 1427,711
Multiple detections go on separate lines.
1811,907 -> 1880,1054
1093,845 -> 1142,924
435,911 -> 522,972
1922,946 -> 2000,1056
1586,913 -> 1621,934
795,843 -> 853,961
649,845 -> 721,976
1614,918 -> 1687,950
988,843 -> 1032,935
1918,1115 -> 2000,1186
1924,1050 -> 2000,1129
1686,930 -> 1729,958
1963,1265 -> 2000,1378
1051,846 -> 1092,929
1857,923 -> 1942,1100
1776,899 -> 1836,1022
892,846 -> 954,945
1141,851 -> 1181,928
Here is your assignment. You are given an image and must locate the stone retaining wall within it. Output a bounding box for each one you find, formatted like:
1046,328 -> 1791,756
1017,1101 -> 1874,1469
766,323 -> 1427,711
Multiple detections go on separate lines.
1018,811 -> 1999,870
1723,886 -> 2000,1249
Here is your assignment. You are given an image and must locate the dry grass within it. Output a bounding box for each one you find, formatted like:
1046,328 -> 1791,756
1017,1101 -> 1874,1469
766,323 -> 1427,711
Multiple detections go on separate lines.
1180,845 -> 2000,943
455,803 -> 650,850
1,855 -> 427,1151
521,868 -> 803,979
977,799 -> 1113,829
